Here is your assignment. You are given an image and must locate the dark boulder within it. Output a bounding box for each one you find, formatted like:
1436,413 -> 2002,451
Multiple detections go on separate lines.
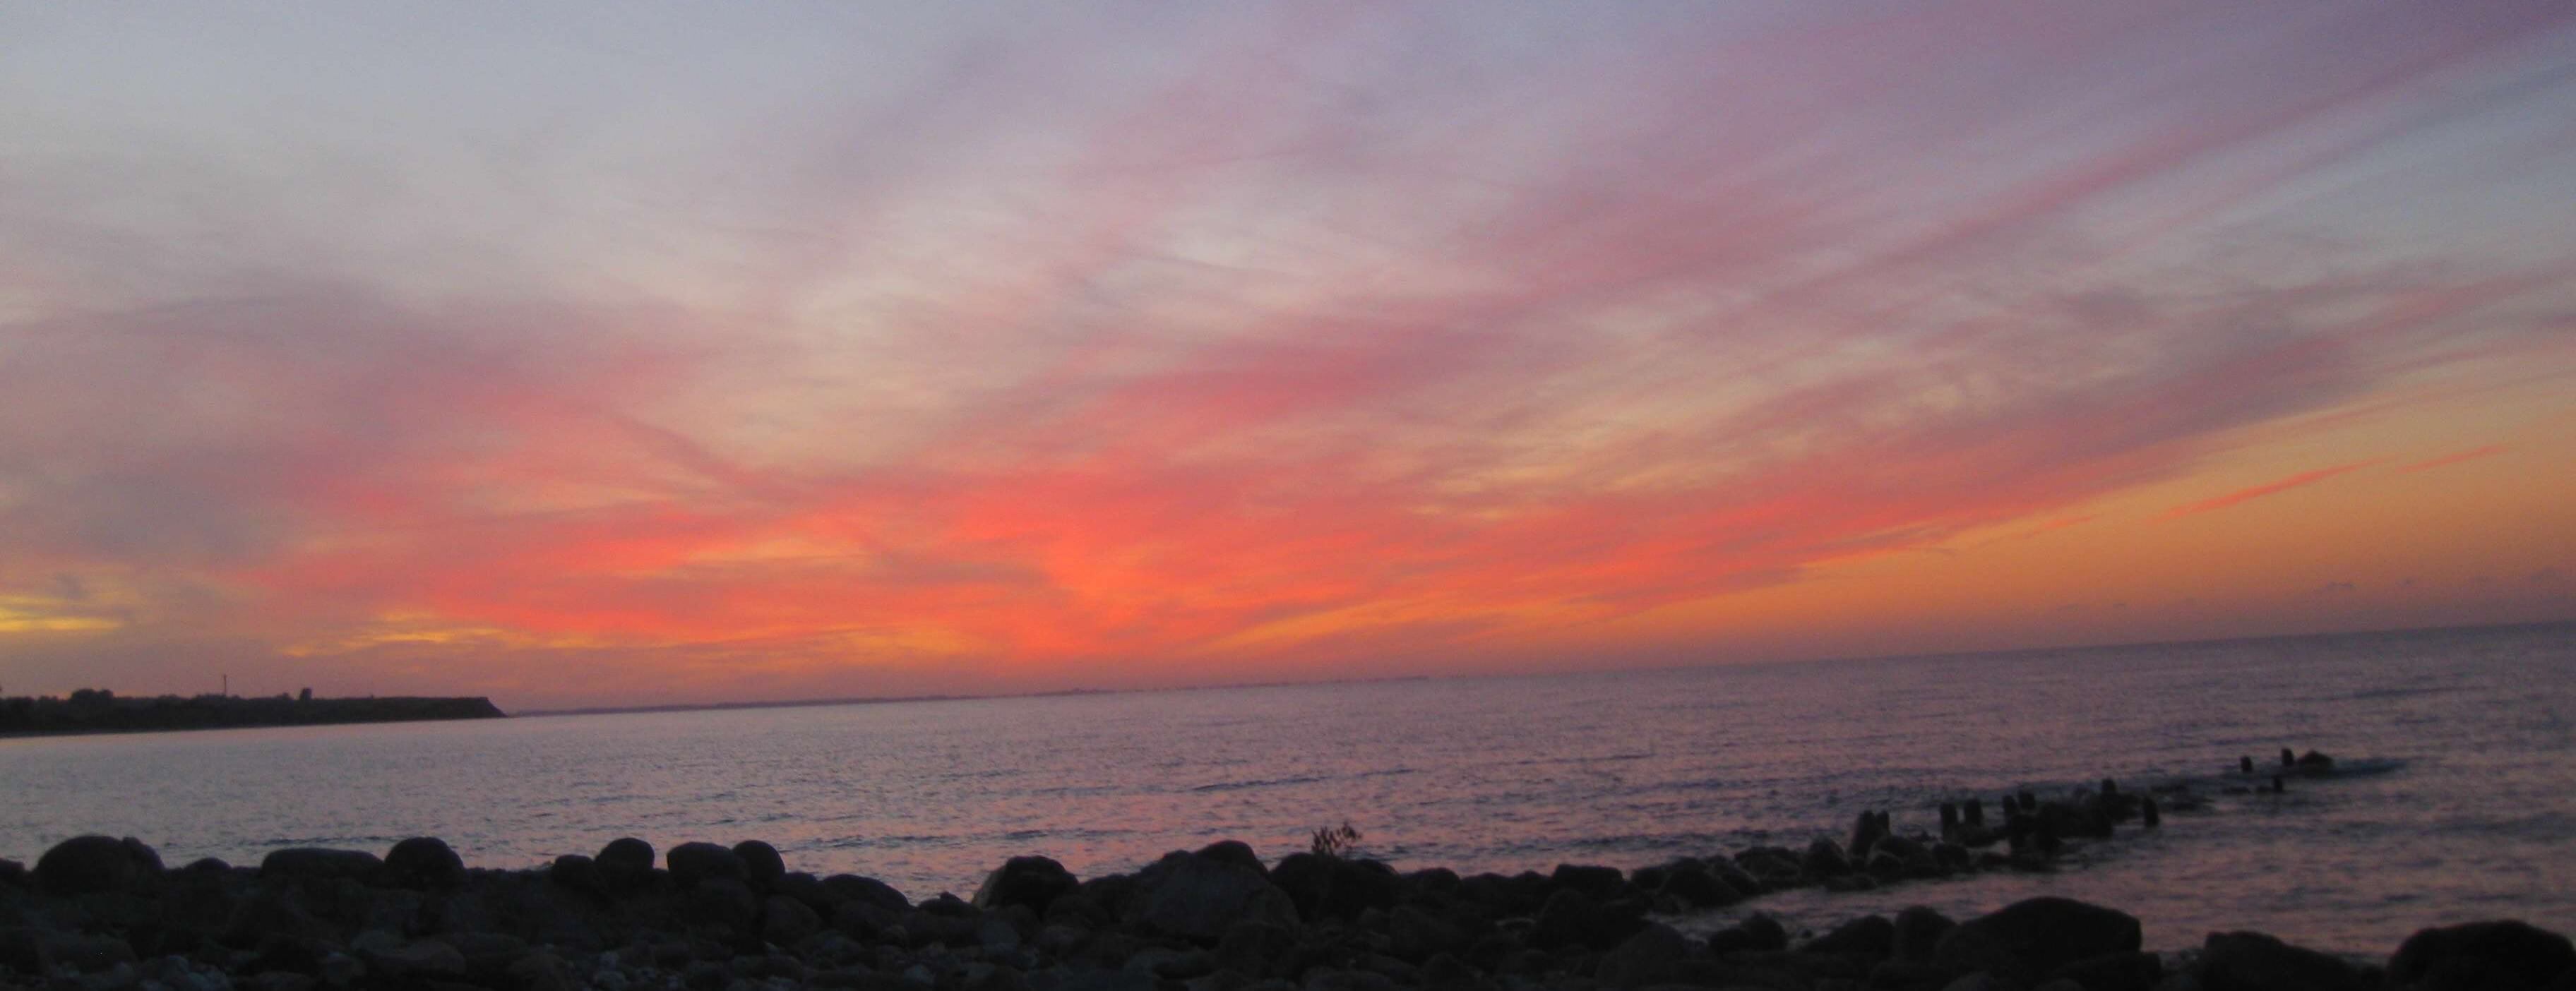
1869,836 -> 1940,881
1270,853 -> 1401,922
1196,841 -> 1266,877
1386,906 -> 1472,964
2390,920 -> 2576,991
1531,887 -> 1645,951
1705,858 -> 1765,896
0,926 -> 138,974
1892,906 -> 1956,963
2201,931 -> 2363,991
823,873 -> 911,913
383,836 -> 465,889
1269,853 -> 1332,918
35,835 -> 161,896
1708,913 -> 1789,956
665,841 -> 746,887
1404,867 -> 1461,899
974,855 -> 1080,915
1802,838 -> 1853,878
1653,865 -> 1743,908
597,837 -> 656,892
1849,810 -> 1890,859
732,841 -> 787,889
1804,915 -> 1895,959
1128,850 -> 1297,940
1597,923 -> 1690,990
1215,919 -> 1299,979
1330,857 -> 1404,917
1551,863 -> 1628,899
2050,950 -> 2164,991
689,875 -> 759,933
1734,848 -> 1803,889
763,894 -> 823,946
353,932 -> 467,983
549,854 -> 604,896
773,870 -> 829,913
597,836 -> 655,873
1933,897 -> 2141,983
259,847 -> 383,883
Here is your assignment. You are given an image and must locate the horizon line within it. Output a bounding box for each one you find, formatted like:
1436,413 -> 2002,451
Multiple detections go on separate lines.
506,615 -> 2576,719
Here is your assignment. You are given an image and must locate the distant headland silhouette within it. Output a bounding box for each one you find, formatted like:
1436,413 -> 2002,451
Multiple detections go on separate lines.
0,688 -> 504,738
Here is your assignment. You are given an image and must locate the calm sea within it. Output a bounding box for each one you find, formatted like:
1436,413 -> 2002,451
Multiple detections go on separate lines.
6,623 -> 2572,955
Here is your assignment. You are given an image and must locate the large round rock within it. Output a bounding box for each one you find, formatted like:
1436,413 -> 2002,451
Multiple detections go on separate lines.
383,837 -> 465,889
2390,920 -> 2576,991
973,855 -> 1079,914
1129,850 -> 1299,940
592,829 -> 654,885
1933,896 -> 2141,983
35,835 -> 162,896
730,841 -> 786,890
2200,931 -> 2362,991
665,841 -> 746,887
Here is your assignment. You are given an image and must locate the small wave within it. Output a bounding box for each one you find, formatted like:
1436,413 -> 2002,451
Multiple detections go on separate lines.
1190,774 -> 1328,793
825,834 -> 968,849
253,834 -> 402,848
995,827 -> 1138,843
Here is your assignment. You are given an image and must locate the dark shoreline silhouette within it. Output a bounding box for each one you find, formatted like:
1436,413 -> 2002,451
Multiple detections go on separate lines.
0,691 -> 505,738
4,830 -> 2565,990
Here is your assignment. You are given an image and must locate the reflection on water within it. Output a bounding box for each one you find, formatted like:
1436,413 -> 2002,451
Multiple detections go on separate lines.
5,623 -> 2572,954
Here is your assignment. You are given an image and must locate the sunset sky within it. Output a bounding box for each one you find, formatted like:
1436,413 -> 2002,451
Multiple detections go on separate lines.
3,3 -> 2572,707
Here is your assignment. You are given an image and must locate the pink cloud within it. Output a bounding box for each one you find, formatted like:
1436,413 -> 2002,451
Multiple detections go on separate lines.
2164,461 -> 2385,519
2395,445 -> 2506,474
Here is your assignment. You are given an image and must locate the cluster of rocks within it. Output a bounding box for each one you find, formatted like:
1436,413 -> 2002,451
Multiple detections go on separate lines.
1763,779 -> 2168,899
4,832 -> 2570,991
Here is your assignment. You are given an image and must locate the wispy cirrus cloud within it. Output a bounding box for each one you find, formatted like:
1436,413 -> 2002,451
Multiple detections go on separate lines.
2164,462 -> 2387,519
2395,445 -> 2508,474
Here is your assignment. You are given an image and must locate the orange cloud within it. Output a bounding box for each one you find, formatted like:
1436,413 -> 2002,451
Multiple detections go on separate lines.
2395,445 -> 2505,474
2163,461 -> 2383,519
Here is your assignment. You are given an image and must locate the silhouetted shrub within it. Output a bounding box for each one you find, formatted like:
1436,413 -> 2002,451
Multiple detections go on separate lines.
1311,820 -> 1363,859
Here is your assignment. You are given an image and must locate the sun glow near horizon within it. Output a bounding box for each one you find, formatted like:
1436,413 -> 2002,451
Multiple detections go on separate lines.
2,3 -> 2572,707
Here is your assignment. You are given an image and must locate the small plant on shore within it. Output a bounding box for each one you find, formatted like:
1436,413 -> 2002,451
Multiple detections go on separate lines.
1311,820 -> 1363,859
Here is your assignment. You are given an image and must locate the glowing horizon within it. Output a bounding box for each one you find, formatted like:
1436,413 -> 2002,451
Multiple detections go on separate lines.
4,3 -> 2572,707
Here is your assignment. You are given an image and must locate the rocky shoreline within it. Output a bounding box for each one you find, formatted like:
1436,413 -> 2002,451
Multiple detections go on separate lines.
4,821 -> 2568,991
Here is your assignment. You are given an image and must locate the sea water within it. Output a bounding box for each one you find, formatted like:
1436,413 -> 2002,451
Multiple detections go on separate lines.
5,623 -> 2571,955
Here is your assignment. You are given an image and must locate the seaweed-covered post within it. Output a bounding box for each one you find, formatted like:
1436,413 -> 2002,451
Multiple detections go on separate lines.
2240,755 -> 2254,774
2141,796 -> 2161,827
1963,796 -> 1985,826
